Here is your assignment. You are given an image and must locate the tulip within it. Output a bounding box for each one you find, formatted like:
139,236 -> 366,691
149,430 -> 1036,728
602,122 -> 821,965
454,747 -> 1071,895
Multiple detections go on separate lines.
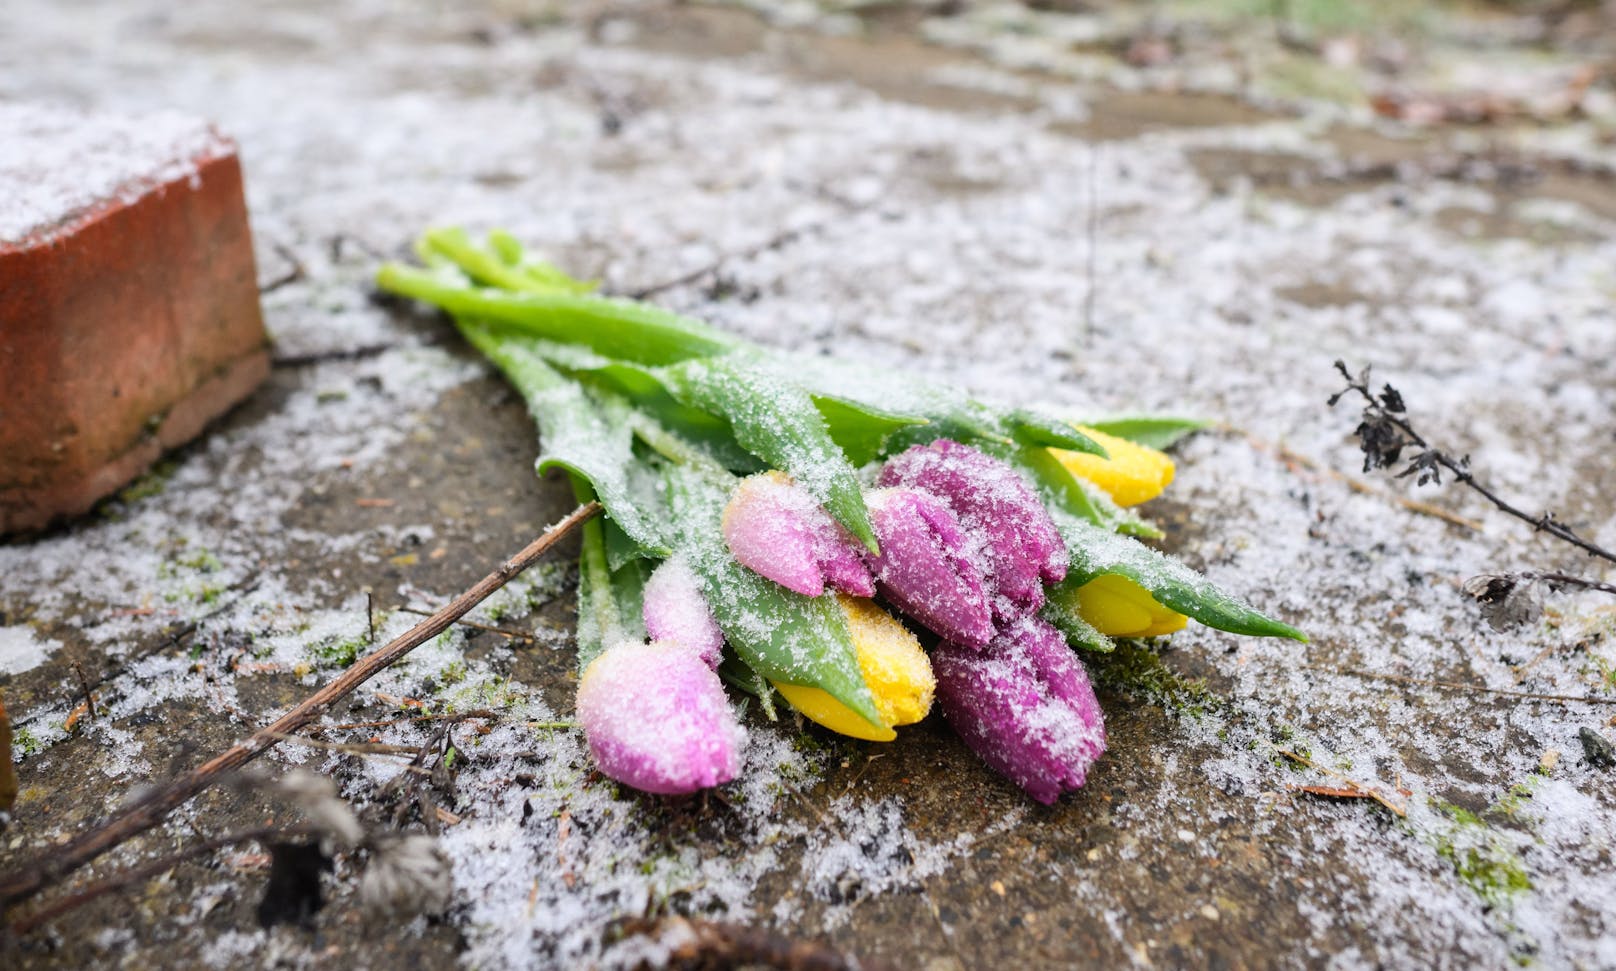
642,555 -> 724,669
865,486 -> 995,650
932,616 -> 1107,804
721,471 -> 874,598
1052,427 -> 1175,508
773,595 -> 936,742
879,440 -> 1066,616
575,640 -> 743,794
1065,573 -> 1186,638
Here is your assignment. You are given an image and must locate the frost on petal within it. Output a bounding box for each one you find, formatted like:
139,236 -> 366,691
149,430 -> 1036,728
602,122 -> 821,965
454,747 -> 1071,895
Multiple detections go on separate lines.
642,555 -> 724,669
867,487 -> 994,650
880,440 -> 1066,618
576,641 -> 744,795
721,471 -> 873,597
932,617 -> 1106,804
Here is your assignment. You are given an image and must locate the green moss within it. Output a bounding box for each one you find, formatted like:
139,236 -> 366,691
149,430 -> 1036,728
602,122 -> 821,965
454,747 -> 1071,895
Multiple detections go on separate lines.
310,634 -> 369,668
1430,800 -> 1533,908
13,728 -> 41,757
1087,639 -> 1213,716
117,459 -> 179,504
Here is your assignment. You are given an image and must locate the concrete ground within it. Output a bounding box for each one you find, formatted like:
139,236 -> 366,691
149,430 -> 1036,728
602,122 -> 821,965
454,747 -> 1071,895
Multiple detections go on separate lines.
3,2 -> 1615,968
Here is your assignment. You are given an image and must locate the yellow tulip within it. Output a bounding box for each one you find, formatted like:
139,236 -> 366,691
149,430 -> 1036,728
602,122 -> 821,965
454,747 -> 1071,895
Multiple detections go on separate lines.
773,595 -> 935,742
1072,574 -> 1187,638
1054,427 -> 1175,507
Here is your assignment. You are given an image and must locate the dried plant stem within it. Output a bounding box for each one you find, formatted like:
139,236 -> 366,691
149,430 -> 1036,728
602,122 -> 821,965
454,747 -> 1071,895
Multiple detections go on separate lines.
394,605 -> 543,642
1245,432 -> 1483,531
0,502 -> 598,916
8,824 -> 320,936
1333,361 -> 1616,567
1275,748 -> 1408,817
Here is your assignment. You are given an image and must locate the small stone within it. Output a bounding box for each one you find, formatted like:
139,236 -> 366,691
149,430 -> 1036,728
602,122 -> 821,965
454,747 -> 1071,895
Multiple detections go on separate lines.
1199,904 -> 1220,921
1176,829 -> 1194,843
1578,728 -> 1615,769
990,880 -> 1006,897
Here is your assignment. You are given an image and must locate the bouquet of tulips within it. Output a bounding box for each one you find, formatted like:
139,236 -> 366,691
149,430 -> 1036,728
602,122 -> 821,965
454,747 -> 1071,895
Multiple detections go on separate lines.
377,230 -> 1304,804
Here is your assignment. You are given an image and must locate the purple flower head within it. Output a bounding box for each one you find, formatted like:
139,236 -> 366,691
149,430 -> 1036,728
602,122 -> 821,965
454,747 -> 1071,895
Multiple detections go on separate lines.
866,487 -> 995,651
722,471 -> 874,598
642,555 -> 724,670
576,640 -> 743,795
879,440 -> 1066,619
932,615 -> 1106,804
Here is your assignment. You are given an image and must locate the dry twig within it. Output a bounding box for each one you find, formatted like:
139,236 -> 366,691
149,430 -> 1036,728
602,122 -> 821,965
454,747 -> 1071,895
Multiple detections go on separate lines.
1275,748 -> 1408,817
0,502 -> 598,919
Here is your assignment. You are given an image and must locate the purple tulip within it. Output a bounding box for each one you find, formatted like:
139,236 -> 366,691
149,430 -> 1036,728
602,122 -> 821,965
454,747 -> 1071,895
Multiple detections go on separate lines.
642,555 -> 724,669
932,615 -> 1107,804
722,472 -> 875,598
866,487 -> 995,651
879,440 -> 1067,619
576,641 -> 743,795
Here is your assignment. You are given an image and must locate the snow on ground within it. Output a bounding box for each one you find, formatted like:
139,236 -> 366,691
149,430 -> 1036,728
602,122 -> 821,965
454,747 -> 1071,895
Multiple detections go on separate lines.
2,1 -> 1614,968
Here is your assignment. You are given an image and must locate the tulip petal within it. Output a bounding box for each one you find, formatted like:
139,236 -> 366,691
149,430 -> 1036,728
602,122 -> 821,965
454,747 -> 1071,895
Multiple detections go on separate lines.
1071,574 -> 1187,638
772,595 -> 936,741
722,472 -> 826,596
642,555 -> 725,669
933,617 -> 1106,804
577,641 -> 743,794
880,440 -> 1066,617
1054,427 -> 1176,508
867,488 -> 995,650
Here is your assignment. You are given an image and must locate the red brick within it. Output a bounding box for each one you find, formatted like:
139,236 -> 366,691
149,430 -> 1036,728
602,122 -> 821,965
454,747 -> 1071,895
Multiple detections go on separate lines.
0,112 -> 270,534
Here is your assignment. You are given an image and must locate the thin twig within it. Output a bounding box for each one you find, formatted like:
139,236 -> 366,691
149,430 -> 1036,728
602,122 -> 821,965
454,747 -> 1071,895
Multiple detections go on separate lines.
0,502 -> 598,916
394,605 -> 540,643
1275,748 -> 1408,817
1303,663 -> 1616,706
259,242 -> 307,294
1245,432 -> 1482,531
1332,361 -> 1616,567
7,824 -> 321,935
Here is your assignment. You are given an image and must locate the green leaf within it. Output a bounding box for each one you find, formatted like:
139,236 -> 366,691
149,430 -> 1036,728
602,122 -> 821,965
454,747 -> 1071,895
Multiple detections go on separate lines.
811,395 -> 929,466
484,329 -> 765,473
1050,514 -> 1306,641
663,461 -> 882,729
661,353 -> 877,553
1010,409 -> 1107,456
999,445 -> 1162,539
1079,415 -> 1209,451
459,322 -> 670,556
718,656 -> 780,721
571,477 -> 617,673
783,353 -> 1008,445
1041,596 -> 1115,654
376,262 -> 736,365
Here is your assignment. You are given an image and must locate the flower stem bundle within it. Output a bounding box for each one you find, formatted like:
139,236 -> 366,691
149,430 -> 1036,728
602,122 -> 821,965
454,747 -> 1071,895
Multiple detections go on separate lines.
377,229 -> 1304,803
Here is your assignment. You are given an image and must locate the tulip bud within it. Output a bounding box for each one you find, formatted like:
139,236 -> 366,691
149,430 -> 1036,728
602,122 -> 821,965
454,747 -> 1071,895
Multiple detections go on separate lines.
1066,573 -> 1186,638
642,555 -> 724,669
866,487 -> 995,651
879,440 -> 1066,617
1053,427 -> 1175,508
722,471 -> 875,598
576,640 -> 743,794
773,594 -> 936,742
932,616 -> 1107,805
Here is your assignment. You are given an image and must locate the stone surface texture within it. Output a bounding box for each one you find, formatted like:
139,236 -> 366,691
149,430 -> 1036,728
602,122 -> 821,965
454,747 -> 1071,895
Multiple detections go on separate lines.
1,2 -> 1614,970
